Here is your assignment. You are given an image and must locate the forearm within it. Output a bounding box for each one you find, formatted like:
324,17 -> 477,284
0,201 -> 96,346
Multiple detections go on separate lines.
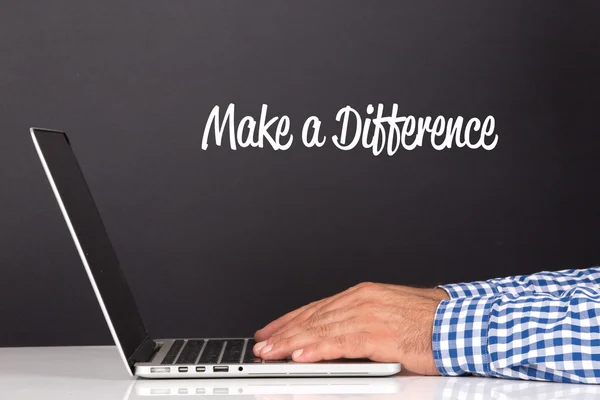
439,266 -> 600,299
433,286 -> 600,383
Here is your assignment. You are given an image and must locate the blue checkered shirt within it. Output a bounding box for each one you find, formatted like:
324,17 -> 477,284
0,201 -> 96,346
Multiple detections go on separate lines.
433,266 -> 600,383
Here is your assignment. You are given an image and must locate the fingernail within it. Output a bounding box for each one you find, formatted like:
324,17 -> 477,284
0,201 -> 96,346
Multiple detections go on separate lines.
292,349 -> 304,359
254,341 -> 267,353
261,344 -> 273,355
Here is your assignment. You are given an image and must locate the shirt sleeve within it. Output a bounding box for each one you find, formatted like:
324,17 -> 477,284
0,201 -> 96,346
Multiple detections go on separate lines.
438,266 -> 600,299
432,286 -> 600,383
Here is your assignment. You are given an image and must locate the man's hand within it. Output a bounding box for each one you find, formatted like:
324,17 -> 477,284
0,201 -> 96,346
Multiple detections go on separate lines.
253,283 -> 449,375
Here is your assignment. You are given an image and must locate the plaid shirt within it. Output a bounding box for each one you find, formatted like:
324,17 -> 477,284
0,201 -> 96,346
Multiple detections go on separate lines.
433,266 -> 600,383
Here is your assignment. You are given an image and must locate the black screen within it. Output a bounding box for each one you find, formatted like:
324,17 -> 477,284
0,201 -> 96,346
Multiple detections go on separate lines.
32,129 -> 148,362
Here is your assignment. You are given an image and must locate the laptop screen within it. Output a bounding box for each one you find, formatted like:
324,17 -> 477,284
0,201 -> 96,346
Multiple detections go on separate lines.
31,129 -> 148,368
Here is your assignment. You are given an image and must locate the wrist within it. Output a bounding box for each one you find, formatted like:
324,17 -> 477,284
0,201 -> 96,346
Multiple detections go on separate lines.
430,288 -> 450,300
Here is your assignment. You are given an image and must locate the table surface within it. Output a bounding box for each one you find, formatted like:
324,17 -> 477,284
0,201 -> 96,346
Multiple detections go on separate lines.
0,346 -> 598,400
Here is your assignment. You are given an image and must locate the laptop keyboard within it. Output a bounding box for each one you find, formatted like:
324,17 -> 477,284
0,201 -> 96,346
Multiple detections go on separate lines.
161,338 -> 275,365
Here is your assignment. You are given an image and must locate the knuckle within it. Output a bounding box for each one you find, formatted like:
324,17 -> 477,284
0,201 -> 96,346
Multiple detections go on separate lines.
356,333 -> 369,347
352,282 -> 367,291
270,333 -> 286,344
278,337 -> 292,348
357,282 -> 380,294
270,327 -> 286,338
313,324 -> 330,337
300,320 -> 313,330
304,315 -> 318,328
273,337 -> 292,352
334,335 -> 348,348
317,309 -> 335,323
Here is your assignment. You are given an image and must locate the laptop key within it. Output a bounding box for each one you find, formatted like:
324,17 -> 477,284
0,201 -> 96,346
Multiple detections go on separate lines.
245,339 -> 256,355
197,340 -> 225,364
220,339 -> 245,364
161,340 -> 184,365
176,340 -> 205,364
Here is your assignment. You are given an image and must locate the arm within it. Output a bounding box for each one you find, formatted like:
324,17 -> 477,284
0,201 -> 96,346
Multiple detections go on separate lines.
434,286 -> 600,383
440,266 -> 600,299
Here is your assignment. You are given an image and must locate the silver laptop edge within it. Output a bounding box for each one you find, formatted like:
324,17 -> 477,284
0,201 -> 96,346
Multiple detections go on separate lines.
30,127 -> 401,379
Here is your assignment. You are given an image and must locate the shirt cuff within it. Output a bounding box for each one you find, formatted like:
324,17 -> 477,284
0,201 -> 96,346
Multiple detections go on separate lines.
432,296 -> 495,376
437,281 -> 499,299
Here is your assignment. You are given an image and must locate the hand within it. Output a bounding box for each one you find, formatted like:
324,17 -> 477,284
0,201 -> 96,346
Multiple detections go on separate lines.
253,282 -> 449,375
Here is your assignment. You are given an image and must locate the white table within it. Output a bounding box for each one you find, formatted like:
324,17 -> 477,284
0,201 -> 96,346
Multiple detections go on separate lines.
0,346 -> 597,399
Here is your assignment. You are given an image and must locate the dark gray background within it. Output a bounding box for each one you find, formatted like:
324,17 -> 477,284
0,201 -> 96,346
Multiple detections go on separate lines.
1,1 -> 599,347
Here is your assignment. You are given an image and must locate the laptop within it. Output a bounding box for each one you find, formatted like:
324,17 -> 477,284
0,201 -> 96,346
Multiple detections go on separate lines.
30,127 -> 401,379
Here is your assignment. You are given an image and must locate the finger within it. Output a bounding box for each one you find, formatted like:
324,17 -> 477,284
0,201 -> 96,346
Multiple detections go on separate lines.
291,333 -> 374,363
267,306 -> 363,346
260,319 -> 363,360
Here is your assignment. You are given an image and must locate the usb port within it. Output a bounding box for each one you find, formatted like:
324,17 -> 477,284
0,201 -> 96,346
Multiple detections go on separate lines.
196,366 -> 206,373
213,366 -> 229,373
178,367 -> 188,373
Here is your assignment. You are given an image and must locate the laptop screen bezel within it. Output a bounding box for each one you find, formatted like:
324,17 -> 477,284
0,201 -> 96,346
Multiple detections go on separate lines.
30,128 -> 150,375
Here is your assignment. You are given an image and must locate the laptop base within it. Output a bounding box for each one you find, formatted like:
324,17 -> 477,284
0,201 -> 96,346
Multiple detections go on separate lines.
135,338 -> 401,378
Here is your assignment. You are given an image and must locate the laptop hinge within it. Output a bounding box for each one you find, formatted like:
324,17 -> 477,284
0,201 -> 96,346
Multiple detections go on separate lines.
128,336 -> 158,368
